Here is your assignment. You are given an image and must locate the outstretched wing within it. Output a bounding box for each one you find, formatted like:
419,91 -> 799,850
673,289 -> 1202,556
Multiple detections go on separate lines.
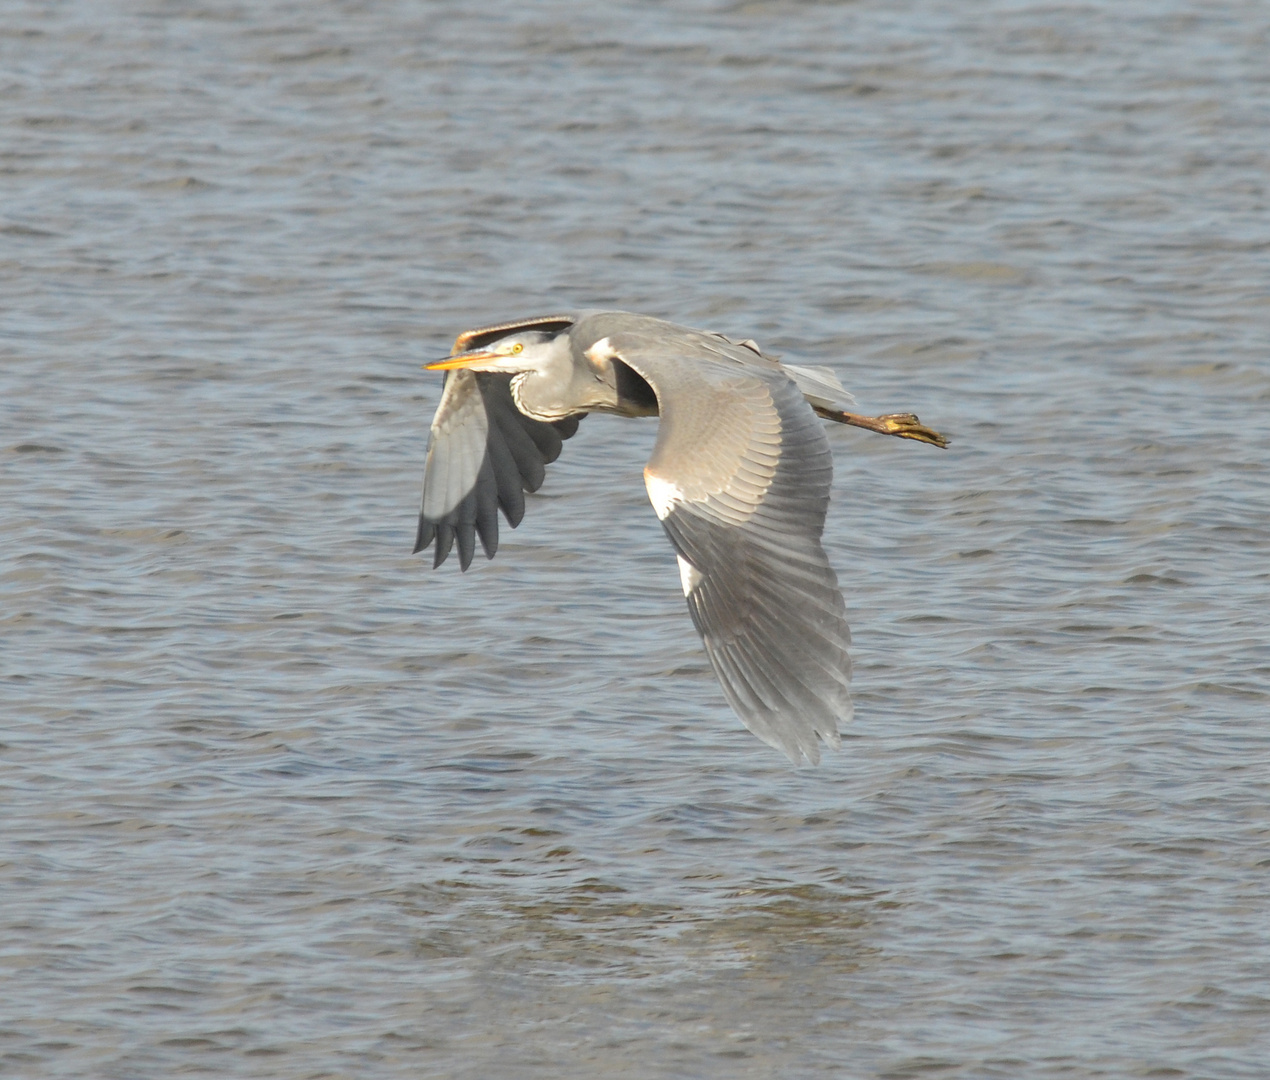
416,323 -> 582,570
583,314 -> 852,764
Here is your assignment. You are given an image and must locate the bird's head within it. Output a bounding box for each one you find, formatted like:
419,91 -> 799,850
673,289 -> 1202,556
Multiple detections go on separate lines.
426,330 -> 562,373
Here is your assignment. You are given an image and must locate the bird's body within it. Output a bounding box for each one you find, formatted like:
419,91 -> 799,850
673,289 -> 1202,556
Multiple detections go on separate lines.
416,311 -> 946,764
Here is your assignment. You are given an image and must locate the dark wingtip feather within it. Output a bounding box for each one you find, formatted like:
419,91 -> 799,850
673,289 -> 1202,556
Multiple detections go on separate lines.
474,458 -> 500,560
433,524 -> 454,569
413,516 -> 434,555
521,456 -> 547,493
521,421 -> 564,465
552,415 -> 582,440
475,500 -> 499,561
456,523 -> 476,571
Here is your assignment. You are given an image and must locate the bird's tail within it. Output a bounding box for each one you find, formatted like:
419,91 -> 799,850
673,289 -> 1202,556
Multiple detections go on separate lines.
782,363 -> 857,411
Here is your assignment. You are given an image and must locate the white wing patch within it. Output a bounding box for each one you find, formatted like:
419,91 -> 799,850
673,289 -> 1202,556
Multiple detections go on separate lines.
583,336 -> 614,364
676,555 -> 703,597
644,471 -> 684,521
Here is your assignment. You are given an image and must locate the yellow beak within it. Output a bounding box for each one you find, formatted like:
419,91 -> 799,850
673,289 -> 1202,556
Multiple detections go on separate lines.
424,350 -> 500,371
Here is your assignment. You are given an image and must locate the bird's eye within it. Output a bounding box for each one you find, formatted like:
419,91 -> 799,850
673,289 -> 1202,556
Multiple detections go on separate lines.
511,343 -> 523,354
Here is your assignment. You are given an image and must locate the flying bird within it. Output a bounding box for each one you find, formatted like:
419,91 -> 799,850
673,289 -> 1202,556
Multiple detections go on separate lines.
415,311 -> 946,763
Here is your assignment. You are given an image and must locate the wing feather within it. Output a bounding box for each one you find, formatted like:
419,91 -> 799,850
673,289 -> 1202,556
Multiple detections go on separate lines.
415,370 -> 582,569
484,421 -> 526,529
578,313 -> 853,763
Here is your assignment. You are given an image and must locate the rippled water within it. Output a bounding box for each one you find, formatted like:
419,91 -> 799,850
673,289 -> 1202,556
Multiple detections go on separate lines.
3,1 -> 1269,1076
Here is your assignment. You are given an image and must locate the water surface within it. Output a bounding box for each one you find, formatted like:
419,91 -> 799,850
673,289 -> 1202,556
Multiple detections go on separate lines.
3,1 -> 1269,1076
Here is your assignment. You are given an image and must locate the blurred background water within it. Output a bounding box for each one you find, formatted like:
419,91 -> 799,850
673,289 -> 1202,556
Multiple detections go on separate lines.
2,1 -> 1268,1077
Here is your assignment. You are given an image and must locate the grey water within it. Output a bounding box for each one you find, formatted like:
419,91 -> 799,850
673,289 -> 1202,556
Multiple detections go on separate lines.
3,1 -> 1269,1076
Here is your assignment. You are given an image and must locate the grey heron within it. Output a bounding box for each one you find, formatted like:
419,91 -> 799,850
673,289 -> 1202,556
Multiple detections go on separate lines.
415,311 -> 946,764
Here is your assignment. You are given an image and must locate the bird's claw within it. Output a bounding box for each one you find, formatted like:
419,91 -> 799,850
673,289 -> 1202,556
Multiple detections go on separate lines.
876,413 -> 950,448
